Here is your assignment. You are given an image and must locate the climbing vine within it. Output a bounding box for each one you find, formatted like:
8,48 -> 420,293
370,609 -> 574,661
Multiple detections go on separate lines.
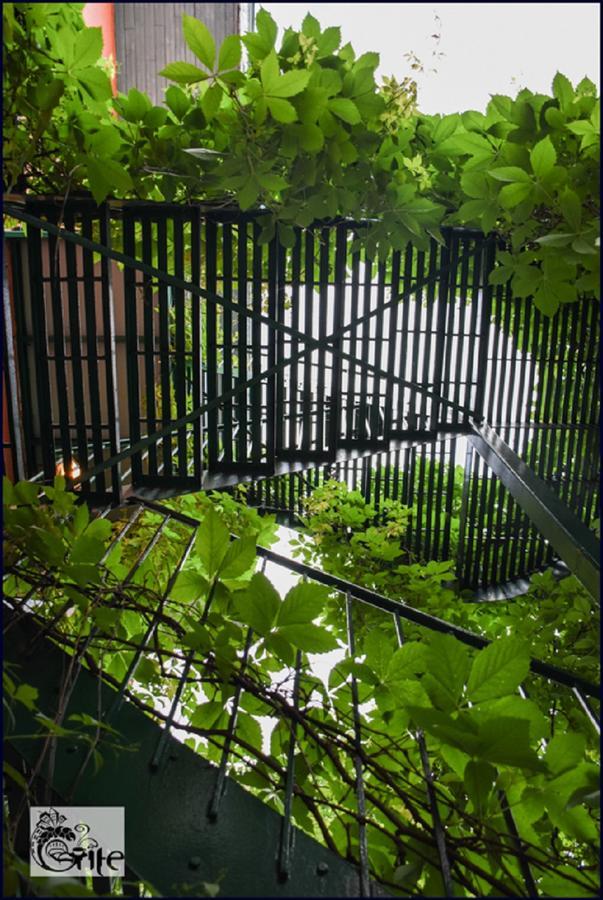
3,479 -> 599,897
3,4 -> 600,315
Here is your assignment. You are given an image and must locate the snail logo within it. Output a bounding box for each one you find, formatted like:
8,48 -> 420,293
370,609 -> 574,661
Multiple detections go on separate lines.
30,807 -> 124,878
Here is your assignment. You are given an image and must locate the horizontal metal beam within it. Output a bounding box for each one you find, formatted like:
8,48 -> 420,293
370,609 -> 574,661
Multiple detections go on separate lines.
130,497 -> 600,698
469,421 -> 600,600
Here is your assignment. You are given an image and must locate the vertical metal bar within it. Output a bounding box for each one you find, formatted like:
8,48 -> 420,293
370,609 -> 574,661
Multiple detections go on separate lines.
452,235 -> 470,418
441,233 -> 459,428
345,593 -> 371,897
250,222 -> 263,464
424,443 -> 436,559
266,234 -> 277,467
497,790 -> 539,896
3,246 -> 26,480
82,213 -> 105,493
358,249 -> 372,441
157,215 -> 172,477
419,241 -> 437,429
190,208 -> 202,485
393,614 -> 455,896
302,229 -> 314,453
288,230 -> 302,453
122,212 -> 142,486
236,220 -> 249,463
47,223 -> 73,474
410,249 -> 424,430
141,216 -> 157,476
150,574 -> 217,771
328,224 -> 346,456
63,210 -> 88,492
277,649 -> 302,882
207,627 -> 255,820
397,245 -> 413,433
431,240 -> 448,428
371,257 -> 386,441
456,441 -> 474,583
173,215 -> 187,476
205,217 -> 219,470
441,438 -> 456,559
98,206 -> 122,502
347,244 -> 361,439
220,222 -> 233,465
8,239 -> 35,476
275,236 -> 287,456
473,236 -> 496,421
383,250 -> 401,438
104,524 -> 197,721
316,227 -> 330,452
465,238 -> 483,418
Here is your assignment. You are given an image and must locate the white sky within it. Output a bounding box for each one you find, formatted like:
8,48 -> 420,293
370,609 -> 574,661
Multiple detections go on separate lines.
262,2 -> 600,114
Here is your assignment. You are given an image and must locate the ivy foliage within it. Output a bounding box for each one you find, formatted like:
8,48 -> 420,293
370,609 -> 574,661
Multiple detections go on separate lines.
3,4 -> 599,315
3,478 -> 600,897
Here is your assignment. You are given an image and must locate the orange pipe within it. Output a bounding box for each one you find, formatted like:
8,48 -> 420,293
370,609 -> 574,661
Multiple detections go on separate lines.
83,3 -> 117,94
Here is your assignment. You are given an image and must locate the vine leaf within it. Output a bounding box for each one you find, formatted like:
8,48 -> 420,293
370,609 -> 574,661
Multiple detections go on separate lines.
183,15 -> 215,70
467,637 -> 530,702
196,506 -> 230,577
232,571 -> 280,635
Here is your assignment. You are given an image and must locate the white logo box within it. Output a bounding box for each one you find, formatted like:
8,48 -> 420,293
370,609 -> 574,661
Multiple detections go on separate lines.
30,807 -> 125,878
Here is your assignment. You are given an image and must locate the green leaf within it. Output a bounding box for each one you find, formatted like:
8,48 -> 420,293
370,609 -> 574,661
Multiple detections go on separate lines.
71,26 -> 103,70
558,187 -> 582,230
171,569 -> 209,603
297,122 -> 324,153
460,171 -> 490,198
384,642 -> 427,684
13,683 -> 39,711
202,83 -> 223,121
219,535 -> 257,580
159,62 -> 208,84
530,136 -> 557,178
545,732 -> 586,775
474,716 -> 546,771
238,176 -> 260,210
498,181 -> 533,209
301,12 -> 321,39
552,72 -> 574,110
276,623 -> 339,653
77,67 -> 112,101
263,632 -> 295,666
316,26 -> 341,57
69,534 -> 106,566
267,98 -> 297,123
124,87 -> 151,121
256,172 -> 288,191
190,700 -> 225,730
4,761 -> 29,791
328,98 -> 361,125
232,571 -> 280,635
489,166 -> 531,183
256,8 -> 278,46
165,85 -> 190,119
218,34 -> 241,71
565,119 -> 594,136
422,633 -> 470,709
195,506 -> 230,577
183,15 -> 215,70
438,132 -> 493,156
464,759 -> 496,817
467,637 -> 530,702
277,582 -> 330,626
